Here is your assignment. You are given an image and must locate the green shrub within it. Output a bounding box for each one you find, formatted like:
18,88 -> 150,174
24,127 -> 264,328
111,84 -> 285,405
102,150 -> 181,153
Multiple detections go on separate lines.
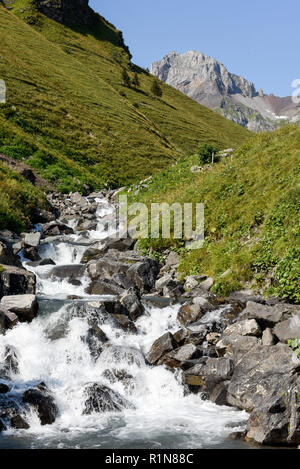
197,144 -> 220,165
272,248 -> 300,303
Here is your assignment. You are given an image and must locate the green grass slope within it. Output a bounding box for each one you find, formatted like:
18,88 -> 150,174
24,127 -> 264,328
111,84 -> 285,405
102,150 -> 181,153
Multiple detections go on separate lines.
0,161 -> 46,232
127,125 -> 300,303
0,1 -> 249,192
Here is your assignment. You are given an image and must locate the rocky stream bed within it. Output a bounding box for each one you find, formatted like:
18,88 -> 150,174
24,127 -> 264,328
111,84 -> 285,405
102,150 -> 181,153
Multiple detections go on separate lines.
0,191 -> 299,449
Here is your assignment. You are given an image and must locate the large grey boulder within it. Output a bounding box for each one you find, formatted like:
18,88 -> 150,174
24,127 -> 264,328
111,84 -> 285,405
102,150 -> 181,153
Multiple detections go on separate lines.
0,240 -> 21,267
126,258 -> 160,292
183,357 -> 234,402
273,314 -> 300,343
246,383 -> 300,446
245,301 -> 299,328
227,344 -> 300,413
177,298 -> 214,326
222,319 -> 261,338
24,232 -> 41,248
146,332 -> 177,365
0,265 -> 36,299
23,382 -> 58,425
216,335 -> 260,362
83,383 -> 134,415
120,289 -> 144,322
0,295 -> 38,322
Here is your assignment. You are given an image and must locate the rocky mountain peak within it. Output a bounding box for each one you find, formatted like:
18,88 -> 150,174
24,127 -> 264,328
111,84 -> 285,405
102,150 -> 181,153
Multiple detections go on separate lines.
151,50 -> 258,99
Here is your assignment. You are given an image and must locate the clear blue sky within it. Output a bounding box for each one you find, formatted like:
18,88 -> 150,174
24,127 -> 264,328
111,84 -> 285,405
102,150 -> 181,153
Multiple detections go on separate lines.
90,0 -> 299,97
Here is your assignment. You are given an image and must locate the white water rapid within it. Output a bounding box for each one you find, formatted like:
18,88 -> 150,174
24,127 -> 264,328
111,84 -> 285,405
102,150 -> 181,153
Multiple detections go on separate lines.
0,197 -> 248,449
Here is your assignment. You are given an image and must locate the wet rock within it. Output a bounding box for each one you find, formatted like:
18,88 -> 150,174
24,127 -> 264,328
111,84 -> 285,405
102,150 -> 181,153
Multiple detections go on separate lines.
159,343 -> 200,369
127,258 -> 160,292
162,279 -> 184,299
262,328 -> 276,346
23,383 -> 58,425
146,332 -> 177,365
43,222 -> 74,237
222,319 -> 261,338
85,324 -> 109,359
0,265 -> 36,299
27,258 -> 56,267
101,345 -> 145,368
227,344 -> 300,413
23,247 -> 41,262
273,314 -> 300,343
3,346 -> 19,374
0,418 -> 6,432
87,258 -> 129,280
0,240 -> 21,267
87,280 -> 125,296
76,219 -> 98,232
183,358 -> 233,392
3,310 -> 20,330
112,273 -> 135,291
49,264 -> 85,286
120,289 -> 144,321
0,309 -> 5,334
173,328 -> 190,346
81,247 -> 103,263
83,383 -> 134,415
10,414 -> 30,430
109,313 -> 137,334
102,369 -> 134,391
177,298 -> 214,326
209,380 -> 231,406
0,383 -> 10,394
24,232 -> 41,248
0,295 -> 38,322
31,208 -> 56,224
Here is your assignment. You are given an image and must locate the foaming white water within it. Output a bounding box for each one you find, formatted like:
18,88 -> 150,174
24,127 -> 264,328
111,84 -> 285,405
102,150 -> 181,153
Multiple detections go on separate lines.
0,197 -> 249,449
0,303 -> 247,447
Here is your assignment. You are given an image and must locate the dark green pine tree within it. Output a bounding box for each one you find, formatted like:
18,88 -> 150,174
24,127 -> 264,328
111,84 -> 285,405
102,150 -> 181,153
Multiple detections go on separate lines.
151,78 -> 162,97
132,72 -> 140,87
121,69 -> 131,88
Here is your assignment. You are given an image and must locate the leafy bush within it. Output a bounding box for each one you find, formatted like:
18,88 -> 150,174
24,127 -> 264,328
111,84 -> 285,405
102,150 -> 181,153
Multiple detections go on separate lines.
197,144 -> 220,165
272,248 -> 300,303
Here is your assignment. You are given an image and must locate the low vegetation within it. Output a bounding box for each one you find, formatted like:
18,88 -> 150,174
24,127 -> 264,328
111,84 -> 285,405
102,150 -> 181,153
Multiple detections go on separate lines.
127,125 -> 300,302
0,161 -> 46,232
0,1 -> 249,193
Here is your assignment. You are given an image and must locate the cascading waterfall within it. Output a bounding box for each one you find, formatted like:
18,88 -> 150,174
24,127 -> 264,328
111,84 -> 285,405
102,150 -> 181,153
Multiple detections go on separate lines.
0,197 -> 248,449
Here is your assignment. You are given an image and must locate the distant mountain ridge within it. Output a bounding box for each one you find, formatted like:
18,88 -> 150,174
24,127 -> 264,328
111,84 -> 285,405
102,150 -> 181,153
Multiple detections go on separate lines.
151,51 -> 300,131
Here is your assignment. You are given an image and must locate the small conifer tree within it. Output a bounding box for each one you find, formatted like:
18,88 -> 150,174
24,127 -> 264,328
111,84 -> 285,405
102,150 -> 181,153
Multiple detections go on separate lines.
151,78 -> 162,97
121,69 -> 131,88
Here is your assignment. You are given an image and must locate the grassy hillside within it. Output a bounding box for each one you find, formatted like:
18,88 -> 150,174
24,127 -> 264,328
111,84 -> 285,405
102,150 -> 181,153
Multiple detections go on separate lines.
0,161 -> 46,232
0,1 -> 249,192
127,125 -> 300,303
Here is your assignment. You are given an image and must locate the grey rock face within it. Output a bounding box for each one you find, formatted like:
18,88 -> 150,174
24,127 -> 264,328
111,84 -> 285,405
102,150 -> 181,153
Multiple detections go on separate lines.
227,344 -> 300,413
151,51 -> 300,131
83,383 -> 134,415
0,294 -> 38,322
146,332 -> 177,365
0,264 -> 36,300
